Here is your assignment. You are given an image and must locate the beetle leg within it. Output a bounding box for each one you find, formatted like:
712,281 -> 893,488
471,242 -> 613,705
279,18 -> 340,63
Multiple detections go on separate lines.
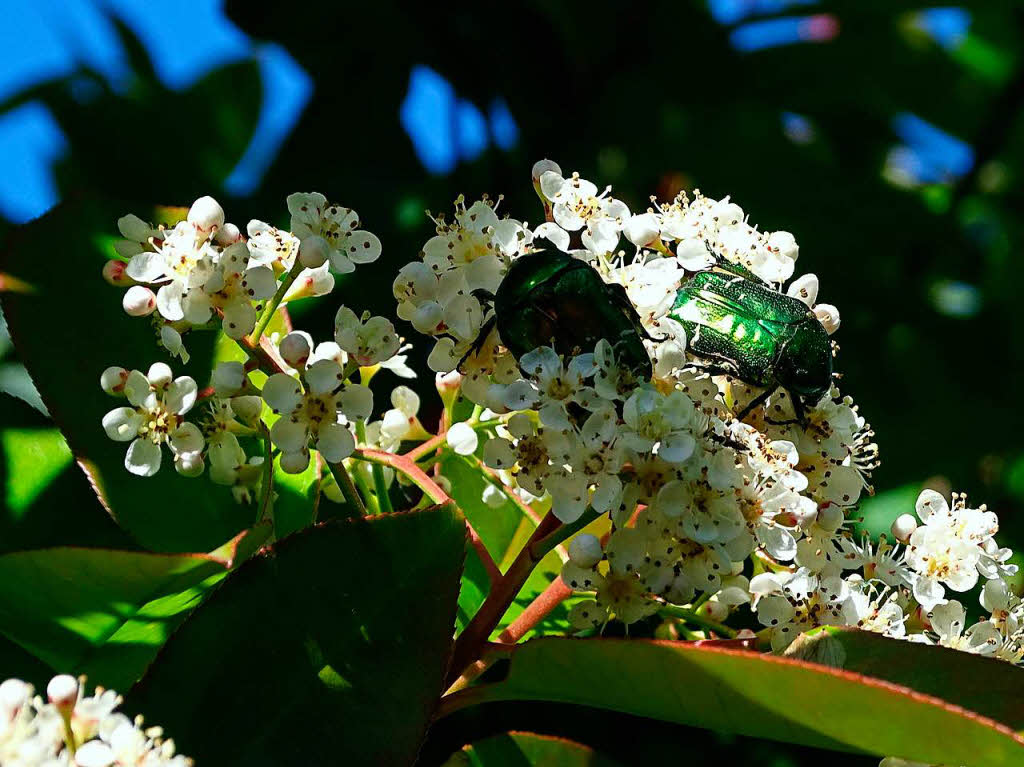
764,391 -> 807,428
458,316 -> 497,371
734,385 -> 776,423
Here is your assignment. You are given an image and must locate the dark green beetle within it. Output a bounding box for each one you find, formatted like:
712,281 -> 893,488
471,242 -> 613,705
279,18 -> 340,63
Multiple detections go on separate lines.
465,250 -> 653,379
468,249 -> 833,424
669,259 -> 833,422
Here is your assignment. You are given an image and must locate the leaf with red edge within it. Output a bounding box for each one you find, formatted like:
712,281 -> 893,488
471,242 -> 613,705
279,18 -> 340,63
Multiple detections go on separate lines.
0,523 -> 269,689
127,505 -> 465,766
448,637 -> 1024,766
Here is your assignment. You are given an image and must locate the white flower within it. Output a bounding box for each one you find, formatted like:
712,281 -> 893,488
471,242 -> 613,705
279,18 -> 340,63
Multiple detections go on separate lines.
261,359 -> 370,473
539,171 -> 630,255
619,388 -> 696,464
334,307 -> 401,367
246,219 -> 299,272
287,192 -> 381,274
189,242 -> 279,340
544,408 -> 624,522
906,490 -> 998,610
504,347 -> 597,429
101,364 -> 203,477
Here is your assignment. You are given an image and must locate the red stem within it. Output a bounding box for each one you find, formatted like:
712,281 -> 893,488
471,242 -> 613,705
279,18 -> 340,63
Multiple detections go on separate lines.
445,512 -> 561,687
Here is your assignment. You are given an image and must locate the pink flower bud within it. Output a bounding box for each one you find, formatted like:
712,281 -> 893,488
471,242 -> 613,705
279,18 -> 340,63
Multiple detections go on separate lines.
279,331 -> 313,367
187,195 -> 224,235
102,259 -> 135,287
122,286 -> 156,317
891,513 -> 918,544
100,366 -> 129,395
46,674 -> 78,713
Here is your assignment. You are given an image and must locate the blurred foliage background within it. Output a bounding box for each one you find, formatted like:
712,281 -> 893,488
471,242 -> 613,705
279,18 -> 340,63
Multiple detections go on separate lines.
0,0 -> 1022,764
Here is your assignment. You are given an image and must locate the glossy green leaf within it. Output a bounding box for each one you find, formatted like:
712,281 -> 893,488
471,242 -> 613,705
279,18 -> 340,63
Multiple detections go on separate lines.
0,524 -> 269,690
2,428 -> 72,513
453,732 -> 625,767
455,638 -> 1024,765
127,505 -> 465,766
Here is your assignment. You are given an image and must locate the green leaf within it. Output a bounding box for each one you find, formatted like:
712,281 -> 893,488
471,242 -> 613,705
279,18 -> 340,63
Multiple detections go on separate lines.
2,428 -> 72,513
454,638 -> 1024,765
452,732 -> 626,767
1,197 -> 254,552
127,505 -> 466,766
0,524 -> 269,690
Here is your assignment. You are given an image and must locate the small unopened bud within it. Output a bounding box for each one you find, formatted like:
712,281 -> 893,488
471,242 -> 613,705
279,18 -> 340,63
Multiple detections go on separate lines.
0,679 -> 31,712
814,303 -> 840,335
568,534 -> 603,568
214,222 -> 242,246
100,366 -> 129,395
299,236 -> 329,269
283,263 -> 334,302
531,159 -> 562,184
212,362 -> 246,396
279,331 -> 313,367
435,369 -> 462,411
187,195 -> 224,235
46,674 -> 79,713
122,286 -> 156,317
102,259 -> 135,287
891,513 -> 918,544
446,422 -> 478,456
700,599 -> 729,623
786,273 -> 819,307
147,362 -> 173,389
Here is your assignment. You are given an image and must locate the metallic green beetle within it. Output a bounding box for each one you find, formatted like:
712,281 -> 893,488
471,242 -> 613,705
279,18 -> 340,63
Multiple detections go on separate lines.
467,250 -> 653,379
669,259 -> 833,422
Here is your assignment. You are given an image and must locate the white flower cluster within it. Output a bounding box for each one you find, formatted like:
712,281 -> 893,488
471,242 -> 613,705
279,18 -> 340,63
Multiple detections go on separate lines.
107,193 -> 379,362
400,162 -> 1023,676
0,675 -> 190,766
100,194 -> 413,500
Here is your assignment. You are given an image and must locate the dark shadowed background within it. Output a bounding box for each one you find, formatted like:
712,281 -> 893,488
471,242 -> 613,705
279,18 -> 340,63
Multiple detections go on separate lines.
0,1 -> 1021,764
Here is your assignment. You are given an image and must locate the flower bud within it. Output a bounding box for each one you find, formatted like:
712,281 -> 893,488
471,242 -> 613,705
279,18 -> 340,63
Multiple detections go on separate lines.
446,422 -> 478,456
531,159 -> 562,184
100,366 -> 129,395
700,599 -> 730,623
279,331 -> 313,367
214,222 -> 242,246
283,263 -> 335,302
122,286 -> 156,317
813,303 -> 841,335
786,273 -> 819,307
46,674 -> 78,713
160,325 -> 188,363
187,195 -> 224,235
891,513 -> 918,544
0,679 -> 31,713
212,362 -> 247,396
568,534 -> 603,568
435,369 -> 462,411
102,259 -> 135,287
299,235 -> 329,269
